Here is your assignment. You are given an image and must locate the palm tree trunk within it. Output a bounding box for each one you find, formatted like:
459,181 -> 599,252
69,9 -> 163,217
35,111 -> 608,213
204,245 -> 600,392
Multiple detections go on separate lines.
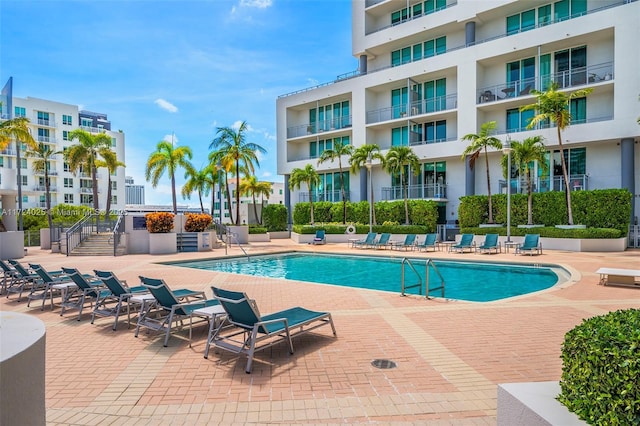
309,189 -> 315,225
370,174 -> 377,226
170,172 -> 178,214
235,160 -> 241,225
198,190 -> 205,213
557,128 -> 574,225
252,194 -> 259,225
484,147 -> 494,223
526,171 -> 533,225
224,174 -> 234,225
91,165 -> 100,212
105,176 -> 112,221
402,171 -> 409,225
44,170 -> 53,231
338,159 -> 346,224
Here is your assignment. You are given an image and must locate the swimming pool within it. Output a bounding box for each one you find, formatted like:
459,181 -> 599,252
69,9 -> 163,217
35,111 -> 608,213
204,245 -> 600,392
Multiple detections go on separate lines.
169,252 -> 563,302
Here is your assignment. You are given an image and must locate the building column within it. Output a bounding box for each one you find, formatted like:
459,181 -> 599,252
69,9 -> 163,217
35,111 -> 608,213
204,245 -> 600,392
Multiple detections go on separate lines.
359,54 -> 367,75
620,138 -> 635,222
1,194 -> 17,231
465,155 -> 475,196
465,22 -> 476,46
283,174 -> 292,226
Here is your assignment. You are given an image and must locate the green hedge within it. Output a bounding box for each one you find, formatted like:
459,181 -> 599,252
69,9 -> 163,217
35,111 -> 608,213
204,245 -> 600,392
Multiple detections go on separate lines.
459,226 -> 624,239
459,189 -> 632,233
559,309 -> 640,425
262,204 -> 288,232
292,224 -> 431,235
248,226 -> 267,234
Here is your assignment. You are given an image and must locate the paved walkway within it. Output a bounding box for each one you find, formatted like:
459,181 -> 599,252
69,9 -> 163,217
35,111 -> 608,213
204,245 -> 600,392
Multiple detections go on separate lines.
2,240 -> 639,425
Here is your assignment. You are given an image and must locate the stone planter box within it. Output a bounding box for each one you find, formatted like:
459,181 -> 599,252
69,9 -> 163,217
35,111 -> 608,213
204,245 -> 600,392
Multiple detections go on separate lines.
541,237 -> 626,252
226,225 -> 249,244
0,231 -> 24,260
555,224 -> 587,229
248,233 -> 270,242
269,231 -> 290,239
149,232 -> 177,255
479,223 -> 504,228
40,228 -> 51,250
497,381 -> 585,426
517,224 -> 545,228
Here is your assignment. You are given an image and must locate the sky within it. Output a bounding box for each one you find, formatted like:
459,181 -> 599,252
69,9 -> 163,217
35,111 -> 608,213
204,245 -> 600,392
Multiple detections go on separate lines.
0,0 -> 355,206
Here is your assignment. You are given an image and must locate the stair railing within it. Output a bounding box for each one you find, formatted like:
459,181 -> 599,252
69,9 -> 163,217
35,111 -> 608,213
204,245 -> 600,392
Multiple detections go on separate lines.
65,213 -> 99,256
111,213 -> 125,256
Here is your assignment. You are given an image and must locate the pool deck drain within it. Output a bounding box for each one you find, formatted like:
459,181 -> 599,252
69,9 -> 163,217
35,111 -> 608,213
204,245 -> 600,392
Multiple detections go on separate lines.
371,359 -> 397,369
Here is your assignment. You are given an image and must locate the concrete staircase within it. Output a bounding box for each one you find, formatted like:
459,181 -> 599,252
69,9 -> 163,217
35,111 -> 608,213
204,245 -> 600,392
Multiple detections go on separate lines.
69,233 -> 125,256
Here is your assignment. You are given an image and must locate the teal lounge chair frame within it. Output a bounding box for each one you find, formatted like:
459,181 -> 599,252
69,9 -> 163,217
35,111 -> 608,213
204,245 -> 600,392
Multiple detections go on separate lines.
451,234 -> 476,253
137,276 -> 215,347
372,232 -> 392,249
6,260 -> 42,302
477,234 -> 501,254
312,230 -> 326,245
210,287 -> 337,373
0,260 -> 20,296
60,267 -> 111,321
93,271 -> 149,330
28,263 -> 74,310
515,234 -> 542,256
353,232 -> 377,249
416,233 -> 439,252
392,234 -> 417,251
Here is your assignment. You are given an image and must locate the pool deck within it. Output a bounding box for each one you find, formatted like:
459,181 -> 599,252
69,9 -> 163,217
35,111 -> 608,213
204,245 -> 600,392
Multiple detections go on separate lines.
2,241 -> 639,425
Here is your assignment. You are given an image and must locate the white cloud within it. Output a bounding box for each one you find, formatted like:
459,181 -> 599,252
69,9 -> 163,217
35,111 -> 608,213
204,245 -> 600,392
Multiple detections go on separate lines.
162,133 -> 179,144
261,171 -> 272,178
155,98 -> 178,113
240,0 -> 272,9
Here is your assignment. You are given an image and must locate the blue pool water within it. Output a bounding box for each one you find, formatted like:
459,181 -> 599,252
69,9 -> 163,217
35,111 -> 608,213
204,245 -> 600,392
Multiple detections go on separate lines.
169,252 -> 561,302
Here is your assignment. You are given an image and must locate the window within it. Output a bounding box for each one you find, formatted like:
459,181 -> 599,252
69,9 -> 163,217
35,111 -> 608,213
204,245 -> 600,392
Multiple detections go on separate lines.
425,0 -> 446,14
37,128 -> 50,142
62,114 -> 72,125
21,175 -> 28,186
310,136 -> 349,158
80,194 -> 93,204
570,97 -> 587,124
507,9 -> 535,35
21,158 -> 27,169
80,118 -> 92,128
506,108 -> 535,132
37,111 -> 50,126
555,46 -> 586,87
424,36 -> 446,58
64,178 -> 74,188
314,171 -> 349,202
111,181 -> 117,190
391,7 -> 409,24
506,57 -> 535,95
391,87 -> 408,118
22,196 -> 28,203
309,101 -> 350,132
111,137 -> 116,147
391,36 -> 445,66
424,162 -> 446,197
391,126 -> 409,147
64,194 -> 74,204
0,157 -> 3,167
538,4 -> 551,26
111,195 -> 118,204
279,189 -> 283,195
14,106 -> 26,117
424,120 -> 447,143
63,130 -> 69,141
423,78 -> 446,112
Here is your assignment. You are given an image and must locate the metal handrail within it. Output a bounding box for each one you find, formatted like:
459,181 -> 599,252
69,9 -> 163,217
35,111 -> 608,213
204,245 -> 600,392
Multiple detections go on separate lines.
111,213 -> 125,256
401,258 -> 422,295
425,259 -> 445,299
65,214 -> 95,256
401,258 -> 445,298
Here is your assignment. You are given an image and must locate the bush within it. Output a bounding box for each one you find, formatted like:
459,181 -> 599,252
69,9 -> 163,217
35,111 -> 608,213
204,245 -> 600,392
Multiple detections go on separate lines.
248,225 -> 267,234
184,213 -> 212,232
559,309 -> 640,424
459,226 -> 623,239
292,223 -> 430,235
263,204 -> 288,231
145,212 -> 175,233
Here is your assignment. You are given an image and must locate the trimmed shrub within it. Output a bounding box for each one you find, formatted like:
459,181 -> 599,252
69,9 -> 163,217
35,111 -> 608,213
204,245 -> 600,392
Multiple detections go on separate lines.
248,225 -> 267,234
292,223 -> 430,235
559,309 -> 640,424
184,213 -> 212,232
263,204 -> 288,231
145,212 -> 175,233
459,226 -> 623,239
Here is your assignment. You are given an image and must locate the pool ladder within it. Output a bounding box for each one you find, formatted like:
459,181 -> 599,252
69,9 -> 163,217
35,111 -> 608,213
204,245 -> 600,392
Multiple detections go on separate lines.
401,258 -> 445,299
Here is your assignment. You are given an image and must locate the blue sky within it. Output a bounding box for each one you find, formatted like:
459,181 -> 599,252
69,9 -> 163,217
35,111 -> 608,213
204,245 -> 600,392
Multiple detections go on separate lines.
1,0 -> 354,206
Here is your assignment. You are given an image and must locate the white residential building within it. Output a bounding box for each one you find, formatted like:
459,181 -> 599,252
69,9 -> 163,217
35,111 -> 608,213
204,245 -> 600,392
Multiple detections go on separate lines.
125,176 -> 145,205
276,0 -> 640,225
215,181 -> 285,225
0,95 -> 126,229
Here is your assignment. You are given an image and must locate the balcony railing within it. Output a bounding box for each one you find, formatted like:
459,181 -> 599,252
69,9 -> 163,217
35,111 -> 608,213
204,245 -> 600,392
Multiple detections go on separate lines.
478,62 -> 614,104
287,116 -> 352,139
34,118 -> 56,128
33,185 -> 58,192
34,170 -> 58,176
493,115 -> 613,136
80,187 -> 100,194
298,190 -> 352,203
80,125 -> 106,133
1,148 -> 16,156
36,135 -> 57,144
365,1 -> 458,35
381,184 -> 447,201
499,174 -> 589,194
366,94 -> 457,124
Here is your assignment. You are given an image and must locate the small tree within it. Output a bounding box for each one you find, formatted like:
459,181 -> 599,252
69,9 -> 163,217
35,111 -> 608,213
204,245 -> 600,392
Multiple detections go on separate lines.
350,144 -> 384,226
27,143 -> 61,232
461,121 -> 503,224
317,140 -> 354,224
145,140 -> 193,214
384,146 -> 420,225
289,164 -> 320,225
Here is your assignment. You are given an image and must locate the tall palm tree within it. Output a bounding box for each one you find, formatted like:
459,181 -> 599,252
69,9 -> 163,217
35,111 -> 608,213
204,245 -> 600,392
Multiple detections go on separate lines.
289,164 -> 320,225
27,143 -> 61,231
95,148 -> 125,219
145,140 -> 193,214
201,162 -> 219,217
210,121 -> 266,225
317,140 -> 353,224
349,144 -> 384,226
182,164 -> 210,214
65,129 -> 112,211
385,146 -> 420,225
501,136 -> 548,225
461,121 -> 503,224
0,117 -> 37,231
239,175 -> 265,225
255,180 -> 272,225
520,82 -> 593,225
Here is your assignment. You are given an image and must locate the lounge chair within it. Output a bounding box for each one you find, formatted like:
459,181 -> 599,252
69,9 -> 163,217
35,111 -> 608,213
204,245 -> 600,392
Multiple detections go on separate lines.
391,234 -> 416,250
6,260 -> 42,302
416,233 -> 439,252
28,263 -> 76,310
353,232 -> 377,249
372,232 -> 392,249
137,276 -> 216,347
0,259 -> 20,295
209,286 -> 336,373
451,234 -> 475,253
312,230 -> 326,245
93,270 -> 149,330
477,233 -> 501,254
59,267 -> 112,320
515,234 -> 542,256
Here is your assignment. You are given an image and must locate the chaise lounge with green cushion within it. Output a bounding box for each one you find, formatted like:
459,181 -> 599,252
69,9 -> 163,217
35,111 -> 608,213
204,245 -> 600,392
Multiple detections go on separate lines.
451,233 -> 476,253
477,233 -> 501,254
515,234 -> 542,256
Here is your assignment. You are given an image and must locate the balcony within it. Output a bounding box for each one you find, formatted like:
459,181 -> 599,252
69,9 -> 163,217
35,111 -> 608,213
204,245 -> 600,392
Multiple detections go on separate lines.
36,135 -> 57,144
298,190 -> 352,203
34,170 -> 58,176
499,174 -> 588,194
492,115 -> 613,136
1,148 -> 16,156
33,117 -> 56,128
367,94 -> 457,124
477,62 -> 614,104
32,186 -> 58,192
381,184 -> 447,201
365,0 -> 458,36
287,116 -> 352,139
80,126 -> 106,134
80,187 -> 100,194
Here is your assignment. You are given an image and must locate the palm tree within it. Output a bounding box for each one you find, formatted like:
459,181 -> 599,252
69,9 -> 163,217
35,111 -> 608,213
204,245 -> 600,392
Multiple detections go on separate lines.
349,144 -> 384,226
95,148 -> 125,219
501,136 -> 548,225
0,117 -> 37,231
520,82 -> 593,225
201,162 -> 219,219
210,121 -> 267,225
239,175 -> 264,225
317,140 -> 353,224
461,121 -> 503,224
145,140 -> 193,214
66,129 -> 112,211
289,164 -> 320,225
27,143 -> 61,231
385,146 -> 420,225
182,164 -> 210,214
255,180 -> 272,225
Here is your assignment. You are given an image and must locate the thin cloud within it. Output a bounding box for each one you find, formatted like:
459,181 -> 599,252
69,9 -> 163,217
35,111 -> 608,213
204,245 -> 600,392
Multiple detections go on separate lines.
155,98 -> 178,113
162,133 -> 179,144
240,0 -> 272,9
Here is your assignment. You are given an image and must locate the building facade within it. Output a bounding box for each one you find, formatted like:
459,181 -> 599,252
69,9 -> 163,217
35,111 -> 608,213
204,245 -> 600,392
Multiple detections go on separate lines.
125,176 -> 145,205
1,96 -> 126,226
276,0 -> 640,225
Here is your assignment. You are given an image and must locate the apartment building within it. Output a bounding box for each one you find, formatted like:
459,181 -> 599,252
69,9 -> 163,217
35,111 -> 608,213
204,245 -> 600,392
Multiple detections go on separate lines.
0,94 -> 126,228
125,176 -> 146,205
214,181 -> 285,225
276,0 -> 640,225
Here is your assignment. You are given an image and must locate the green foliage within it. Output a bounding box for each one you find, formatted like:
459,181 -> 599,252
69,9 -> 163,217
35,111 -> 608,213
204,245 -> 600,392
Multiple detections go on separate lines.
292,224 -> 430,234
459,189 -> 631,233
262,204 -> 288,231
248,225 -> 267,234
559,309 -> 640,425
145,212 -> 175,233
22,209 -> 48,230
407,199 -> 438,230
459,226 -> 623,239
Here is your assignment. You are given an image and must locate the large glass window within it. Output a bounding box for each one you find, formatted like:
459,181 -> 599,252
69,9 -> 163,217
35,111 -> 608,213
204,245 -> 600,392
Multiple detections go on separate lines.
14,106 -> 26,117
63,114 -> 72,125
37,128 -> 50,142
423,78 -> 446,112
424,120 -> 447,143
64,194 -> 74,204
506,57 -> 535,95
555,46 -> 586,87
391,87 -> 408,118
570,97 -> 587,124
391,126 -> 409,146
309,101 -> 350,132
506,108 -> 535,132
506,9 -> 535,34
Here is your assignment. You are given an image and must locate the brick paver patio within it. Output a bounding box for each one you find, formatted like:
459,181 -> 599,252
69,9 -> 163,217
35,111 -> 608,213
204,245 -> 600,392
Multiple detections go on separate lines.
2,240 -> 639,425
